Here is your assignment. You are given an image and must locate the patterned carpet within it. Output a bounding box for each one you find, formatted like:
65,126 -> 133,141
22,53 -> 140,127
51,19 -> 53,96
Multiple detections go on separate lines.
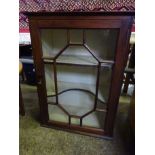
19,84 -> 134,155
19,0 -> 135,32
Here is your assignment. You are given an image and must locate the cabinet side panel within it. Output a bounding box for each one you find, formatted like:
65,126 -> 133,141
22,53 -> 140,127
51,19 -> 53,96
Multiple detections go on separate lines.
104,17 -> 133,137
29,19 -> 49,124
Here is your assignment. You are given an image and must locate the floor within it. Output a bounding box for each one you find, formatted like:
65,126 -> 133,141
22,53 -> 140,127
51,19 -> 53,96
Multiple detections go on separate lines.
19,84 -> 134,155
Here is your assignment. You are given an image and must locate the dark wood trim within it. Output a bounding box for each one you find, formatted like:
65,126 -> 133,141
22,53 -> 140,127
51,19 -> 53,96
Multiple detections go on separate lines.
37,19 -> 122,29
45,120 -> 106,138
29,20 -> 49,124
53,60 -> 58,104
104,17 -> 133,137
47,88 -> 106,104
94,62 -> 101,109
24,11 -> 135,17
42,123 -> 112,139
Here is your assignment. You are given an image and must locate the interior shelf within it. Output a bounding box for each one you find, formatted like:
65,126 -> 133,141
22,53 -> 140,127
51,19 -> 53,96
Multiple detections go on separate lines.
43,55 -> 114,67
45,62 -> 111,104
44,55 -> 97,66
47,81 -> 109,103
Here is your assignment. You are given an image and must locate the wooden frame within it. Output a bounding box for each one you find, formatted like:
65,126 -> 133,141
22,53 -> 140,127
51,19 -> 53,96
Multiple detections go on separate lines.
26,12 -> 134,139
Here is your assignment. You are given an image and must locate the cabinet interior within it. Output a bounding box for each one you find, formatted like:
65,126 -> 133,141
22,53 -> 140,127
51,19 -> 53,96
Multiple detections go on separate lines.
40,28 -> 118,130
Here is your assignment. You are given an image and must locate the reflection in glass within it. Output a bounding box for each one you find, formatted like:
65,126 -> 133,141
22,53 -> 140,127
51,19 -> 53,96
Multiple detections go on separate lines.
41,29 -> 118,61
83,111 -> 106,128
71,118 -> 80,125
41,29 -> 67,57
44,64 -> 55,96
58,90 -> 94,116
69,29 -> 83,44
86,29 -> 118,60
48,104 -> 68,123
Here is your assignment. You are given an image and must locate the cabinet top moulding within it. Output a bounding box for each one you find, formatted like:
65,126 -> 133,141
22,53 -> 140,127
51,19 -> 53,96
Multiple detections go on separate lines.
24,12 -> 134,29
24,11 -> 134,30
23,11 -> 135,17
24,11 -> 134,22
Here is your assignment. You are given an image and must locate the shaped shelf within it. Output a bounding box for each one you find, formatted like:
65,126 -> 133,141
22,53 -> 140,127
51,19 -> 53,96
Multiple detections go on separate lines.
43,55 -> 114,67
47,81 -> 110,104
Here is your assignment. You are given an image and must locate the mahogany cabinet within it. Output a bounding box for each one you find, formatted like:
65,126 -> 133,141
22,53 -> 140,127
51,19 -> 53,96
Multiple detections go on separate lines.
25,12 -> 134,138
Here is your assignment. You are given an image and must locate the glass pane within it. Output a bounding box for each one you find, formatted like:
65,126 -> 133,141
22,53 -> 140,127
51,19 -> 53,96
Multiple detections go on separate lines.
48,104 -> 68,123
41,28 -> 116,129
86,29 -> 118,60
69,29 -> 83,44
56,45 -> 98,65
57,65 -> 97,94
58,90 -> 94,116
41,29 -> 67,58
41,29 -> 118,61
71,118 -> 80,125
47,96 -> 56,103
44,64 -> 55,96
56,65 -> 99,117
83,111 -> 106,129
98,66 -> 112,103
97,99 -> 106,110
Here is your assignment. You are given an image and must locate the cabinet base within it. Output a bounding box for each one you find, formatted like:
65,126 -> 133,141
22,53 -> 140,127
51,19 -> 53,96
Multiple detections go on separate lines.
40,121 -> 113,140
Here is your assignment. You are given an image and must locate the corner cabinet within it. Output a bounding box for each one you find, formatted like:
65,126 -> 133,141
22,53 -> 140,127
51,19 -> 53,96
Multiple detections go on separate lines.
26,12 -> 134,139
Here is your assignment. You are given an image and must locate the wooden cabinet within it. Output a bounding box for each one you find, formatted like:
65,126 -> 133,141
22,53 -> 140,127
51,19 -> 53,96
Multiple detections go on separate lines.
26,12 -> 134,138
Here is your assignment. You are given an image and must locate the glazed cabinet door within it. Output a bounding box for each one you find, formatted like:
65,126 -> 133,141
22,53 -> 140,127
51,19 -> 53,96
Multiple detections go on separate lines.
29,15 -> 132,138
